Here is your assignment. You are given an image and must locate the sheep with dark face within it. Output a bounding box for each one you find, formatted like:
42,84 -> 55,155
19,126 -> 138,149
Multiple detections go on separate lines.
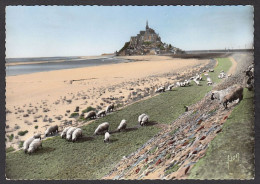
27,139 -> 42,154
45,125 -> 58,137
61,126 -> 72,139
23,136 -> 35,153
33,133 -> 41,140
72,128 -> 83,142
84,111 -> 96,119
104,132 -> 110,143
138,114 -> 146,124
117,119 -> 127,131
223,86 -> 243,109
94,122 -> 109,135
106,104 -> 114,113
97,110 -> 106,118
66,127 -> 77,141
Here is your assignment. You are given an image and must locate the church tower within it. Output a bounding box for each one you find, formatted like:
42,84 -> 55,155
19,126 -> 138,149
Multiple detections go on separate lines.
146,20 -> 149,30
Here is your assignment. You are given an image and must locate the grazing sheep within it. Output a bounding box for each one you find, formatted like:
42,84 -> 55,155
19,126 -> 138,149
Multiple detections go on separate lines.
61,126 -> 72,139
166,84 -> 175,91
97,110 -> 106,118
184,80 -> 190,86
155,86 -> 165,93
218,71 -> 226,79
223,86 -> 243,109
190,77 -> 195,80
207,81 -> 213,86
27,139 -> 42,154
33,133 -> 41,140
23,136 -> 35,153
140,114 -> 149,126
117,119 -> 127,131
209,69 -> 214,72
184,105 -> 189,112
66,127 -> 77,141
138,113 -> 146,124
104,132 -> 110,143
72,128 -> 83,142
45,125 -> 58,137
94,122 -> 109,135
193,79 -> 200,86
106,104 -> 114,113
84,111 -> 96,119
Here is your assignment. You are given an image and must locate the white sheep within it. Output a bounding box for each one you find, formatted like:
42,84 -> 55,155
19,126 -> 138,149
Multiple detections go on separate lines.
27,139 -> 42,154
61,126 -> 72,139
140,115 -> 149,126
66,127 -> 77,141
23,136 -> 35,153
106,104 -> 114,113
84,111 -> 96,119
94,122 -> 109,135
138,113 -> 146,124
193,79 -> 200,86
45,125 -> 58,137
155,86 -> 165,93
97,110 -> 106,118
166,84 -> 175,91
209,69 -> 214,72
72,128 -> 83,142
117,119 -> 127,131
104,132 -> 110,143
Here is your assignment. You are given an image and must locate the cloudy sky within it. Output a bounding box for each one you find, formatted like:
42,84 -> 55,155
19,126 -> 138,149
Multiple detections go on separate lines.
6,6 -> 254,58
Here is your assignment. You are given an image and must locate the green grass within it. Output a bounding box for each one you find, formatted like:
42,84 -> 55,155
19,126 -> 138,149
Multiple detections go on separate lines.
69,112 -> 79,118
17,130 -> 28,136
6,58 -> 232,180
7,134 -> 14,142
189,89 -> 254,179
34,125 -> 38,129
6,147 -> 15,153
18,141 -> 24,149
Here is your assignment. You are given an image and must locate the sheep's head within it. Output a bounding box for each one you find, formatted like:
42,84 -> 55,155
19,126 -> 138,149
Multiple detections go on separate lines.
211,92 -> 215,100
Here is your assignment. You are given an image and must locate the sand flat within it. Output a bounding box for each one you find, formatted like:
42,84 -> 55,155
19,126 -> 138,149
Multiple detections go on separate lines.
6,55 -> 209,149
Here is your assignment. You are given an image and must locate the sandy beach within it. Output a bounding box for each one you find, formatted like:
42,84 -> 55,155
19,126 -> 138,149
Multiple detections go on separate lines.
6,55 -> 210,149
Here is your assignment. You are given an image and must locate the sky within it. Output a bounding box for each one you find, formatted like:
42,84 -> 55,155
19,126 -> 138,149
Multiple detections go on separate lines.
6,6 -> 254,58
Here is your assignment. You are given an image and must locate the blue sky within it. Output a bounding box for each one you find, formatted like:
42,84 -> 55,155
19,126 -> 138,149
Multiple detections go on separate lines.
6,6 -> 254,58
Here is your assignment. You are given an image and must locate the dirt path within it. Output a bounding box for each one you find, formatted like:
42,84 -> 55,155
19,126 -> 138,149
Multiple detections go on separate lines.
228,56 -> 237,75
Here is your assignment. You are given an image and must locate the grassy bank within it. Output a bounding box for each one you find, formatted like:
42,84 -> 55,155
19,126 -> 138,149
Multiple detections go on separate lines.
189,88 -> 254,179
6,58 -> 232,179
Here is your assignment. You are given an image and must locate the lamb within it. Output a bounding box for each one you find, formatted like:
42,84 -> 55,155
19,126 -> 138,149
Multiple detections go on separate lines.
66,127 -> 77,140
23,136 -> 35,153
106,104 -> 114,113
84,111 -> 96,119
45,125 -> 58,137
94,122 -> 109,135
33,133 -> 41,140
72,128 -> 83,142
117,119 -> 127,131
27,138 -> 42,154
97,110 -> 106,118
155,86 -> 165,93
207,77 -> 213,85
223,86 -> 243,109
104,132 -> 110,143
61,126 -> 72,139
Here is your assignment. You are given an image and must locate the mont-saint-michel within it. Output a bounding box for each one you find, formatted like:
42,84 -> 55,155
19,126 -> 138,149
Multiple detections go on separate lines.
5,6 -> 254,181
117,21 -> 183,56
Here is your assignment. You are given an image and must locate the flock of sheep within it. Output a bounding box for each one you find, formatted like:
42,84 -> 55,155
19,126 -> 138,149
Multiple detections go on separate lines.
23,66 -> 250,154
23,106 -> 150,154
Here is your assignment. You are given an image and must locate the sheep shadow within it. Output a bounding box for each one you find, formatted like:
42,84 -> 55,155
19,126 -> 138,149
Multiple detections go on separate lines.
30,146 -> 56,155
145,121 -> 158,126
106,138 -> 119,143
77,136 -> 95,142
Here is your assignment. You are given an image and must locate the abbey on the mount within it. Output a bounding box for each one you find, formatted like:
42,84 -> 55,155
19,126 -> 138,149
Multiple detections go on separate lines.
116,21 -> 184,56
